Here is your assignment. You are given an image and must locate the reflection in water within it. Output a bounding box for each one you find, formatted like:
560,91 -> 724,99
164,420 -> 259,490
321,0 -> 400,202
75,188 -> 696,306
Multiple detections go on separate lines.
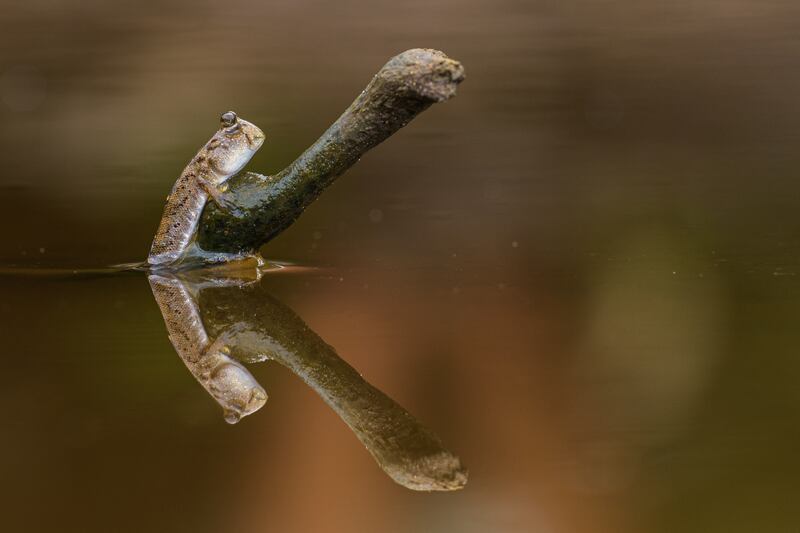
149,267 -> 467,491
148,273 -> 268,424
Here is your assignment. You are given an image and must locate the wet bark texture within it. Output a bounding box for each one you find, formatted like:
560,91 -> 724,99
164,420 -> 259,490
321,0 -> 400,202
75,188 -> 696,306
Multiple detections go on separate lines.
197,48 -> 464,254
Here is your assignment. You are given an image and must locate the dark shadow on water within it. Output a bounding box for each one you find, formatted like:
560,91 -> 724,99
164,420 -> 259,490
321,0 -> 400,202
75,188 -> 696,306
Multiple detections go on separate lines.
147,267 -> 468,492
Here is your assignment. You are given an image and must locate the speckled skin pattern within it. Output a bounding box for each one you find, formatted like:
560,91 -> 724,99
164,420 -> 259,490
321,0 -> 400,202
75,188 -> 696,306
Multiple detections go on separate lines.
148,111 -> 265,266
148,273 -> 267,423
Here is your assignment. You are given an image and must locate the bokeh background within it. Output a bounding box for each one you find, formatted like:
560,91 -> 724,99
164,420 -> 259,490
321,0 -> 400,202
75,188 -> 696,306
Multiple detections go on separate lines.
2,1 -> 800,531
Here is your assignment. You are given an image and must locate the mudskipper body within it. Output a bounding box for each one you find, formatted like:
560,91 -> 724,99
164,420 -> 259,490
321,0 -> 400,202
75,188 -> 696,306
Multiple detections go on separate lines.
148,273 -> 267,423
148,111 -> 265,267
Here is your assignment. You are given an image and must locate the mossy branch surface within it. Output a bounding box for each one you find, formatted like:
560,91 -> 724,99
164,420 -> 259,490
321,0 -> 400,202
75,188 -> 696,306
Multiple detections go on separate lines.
196,48 -> 464,254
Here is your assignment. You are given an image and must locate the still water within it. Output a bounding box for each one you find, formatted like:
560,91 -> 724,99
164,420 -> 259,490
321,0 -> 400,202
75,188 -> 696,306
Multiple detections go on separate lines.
2,0 -> 800,532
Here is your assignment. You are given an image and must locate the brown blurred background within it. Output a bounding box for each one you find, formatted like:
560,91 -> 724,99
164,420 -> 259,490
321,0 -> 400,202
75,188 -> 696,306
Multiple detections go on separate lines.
2,0 -> 800,532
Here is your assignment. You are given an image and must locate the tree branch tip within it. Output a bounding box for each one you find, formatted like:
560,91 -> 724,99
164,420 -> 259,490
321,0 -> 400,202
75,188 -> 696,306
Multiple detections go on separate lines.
384,48 -> 465,102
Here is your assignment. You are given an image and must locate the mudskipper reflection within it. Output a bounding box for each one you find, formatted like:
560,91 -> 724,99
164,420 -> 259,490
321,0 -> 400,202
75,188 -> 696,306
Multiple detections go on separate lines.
148,266 -> 467,491
149,272 -> 268,424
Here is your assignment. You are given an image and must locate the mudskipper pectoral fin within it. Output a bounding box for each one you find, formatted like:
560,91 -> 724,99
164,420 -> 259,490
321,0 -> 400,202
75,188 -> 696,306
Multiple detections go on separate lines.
197,176 -> 245,218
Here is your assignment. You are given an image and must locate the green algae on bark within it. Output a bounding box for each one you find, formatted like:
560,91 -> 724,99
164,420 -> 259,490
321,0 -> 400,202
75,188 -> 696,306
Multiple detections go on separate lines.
196,48 -> 464,255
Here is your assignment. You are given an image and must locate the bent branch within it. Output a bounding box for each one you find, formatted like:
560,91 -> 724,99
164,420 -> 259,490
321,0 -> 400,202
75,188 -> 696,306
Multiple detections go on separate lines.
195,48 -> 464,256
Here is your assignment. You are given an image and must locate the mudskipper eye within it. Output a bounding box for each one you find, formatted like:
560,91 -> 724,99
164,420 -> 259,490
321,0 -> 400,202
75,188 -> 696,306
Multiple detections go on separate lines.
220,111 -> 238,128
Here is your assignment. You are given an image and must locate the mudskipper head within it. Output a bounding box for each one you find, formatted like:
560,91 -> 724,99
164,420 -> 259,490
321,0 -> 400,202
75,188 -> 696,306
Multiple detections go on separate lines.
207,110 -> 266,177
208,359 -> 268,424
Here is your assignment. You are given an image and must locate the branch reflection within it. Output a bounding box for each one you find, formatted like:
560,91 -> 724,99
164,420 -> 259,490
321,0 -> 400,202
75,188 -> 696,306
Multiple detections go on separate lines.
148,268 -> 467,491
